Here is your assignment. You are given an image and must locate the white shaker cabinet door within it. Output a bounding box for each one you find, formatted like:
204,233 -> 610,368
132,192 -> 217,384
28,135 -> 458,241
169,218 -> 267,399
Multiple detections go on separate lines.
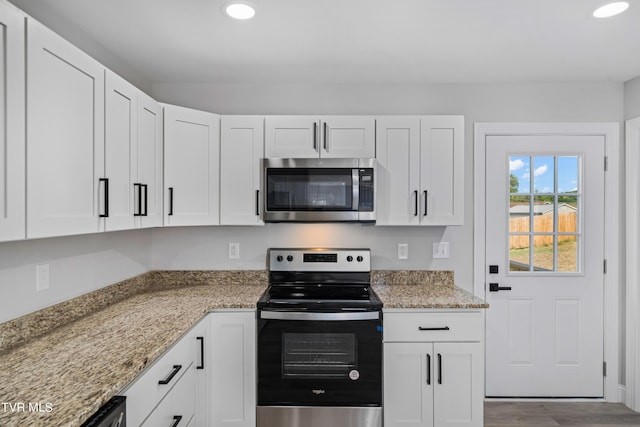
104,70 -> 137,231
136,92 -> 163,229
384,342 -> 434,427
209,311 -> 256,427
163,104 -> 220,226
26,18 -> 105,239
220,116 -> 264,225
320,116 -> 375,158
375,117 -> 421,225
0,3 -> 25,242
265,116 -> 319,158
419,116 -> 464,225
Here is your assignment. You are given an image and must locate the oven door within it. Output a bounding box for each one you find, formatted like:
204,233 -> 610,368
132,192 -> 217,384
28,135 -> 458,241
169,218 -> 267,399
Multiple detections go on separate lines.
257,311 -> 382,407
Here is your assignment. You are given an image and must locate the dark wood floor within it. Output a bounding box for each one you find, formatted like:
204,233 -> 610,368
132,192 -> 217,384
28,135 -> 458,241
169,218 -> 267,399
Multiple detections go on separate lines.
485,401 -> 640,426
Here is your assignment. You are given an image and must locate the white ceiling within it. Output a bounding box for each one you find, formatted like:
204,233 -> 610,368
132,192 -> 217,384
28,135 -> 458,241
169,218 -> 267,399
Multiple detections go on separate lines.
17,0 -> 640,84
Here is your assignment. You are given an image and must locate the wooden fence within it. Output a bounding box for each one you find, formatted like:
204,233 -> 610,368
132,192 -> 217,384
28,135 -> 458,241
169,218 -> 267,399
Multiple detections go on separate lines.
510,212 -> 577,249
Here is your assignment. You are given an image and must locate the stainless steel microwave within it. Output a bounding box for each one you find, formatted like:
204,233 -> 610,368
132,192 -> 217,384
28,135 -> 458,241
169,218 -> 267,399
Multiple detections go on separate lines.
262,158 -> 376,223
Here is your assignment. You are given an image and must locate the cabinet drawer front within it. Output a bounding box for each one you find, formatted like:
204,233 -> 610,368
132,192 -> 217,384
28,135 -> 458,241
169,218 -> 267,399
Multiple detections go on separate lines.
125,332 -> 195,427
142,366 -> 196,427
384,311 -> 483,342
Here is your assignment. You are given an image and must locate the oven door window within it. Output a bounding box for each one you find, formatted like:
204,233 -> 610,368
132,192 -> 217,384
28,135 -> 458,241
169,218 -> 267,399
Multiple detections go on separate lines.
266,168 -> 354,211
282,333 -> 356,379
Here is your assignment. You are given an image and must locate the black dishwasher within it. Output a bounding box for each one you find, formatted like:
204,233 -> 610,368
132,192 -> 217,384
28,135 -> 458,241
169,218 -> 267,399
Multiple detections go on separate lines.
81,395 -> 126,427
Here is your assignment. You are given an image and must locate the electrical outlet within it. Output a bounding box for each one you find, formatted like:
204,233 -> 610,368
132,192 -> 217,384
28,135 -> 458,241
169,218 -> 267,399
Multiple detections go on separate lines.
229,243 -> 240,259
36,264 -> 50,291
397,243 -> 409,260
433,242 -> 450,259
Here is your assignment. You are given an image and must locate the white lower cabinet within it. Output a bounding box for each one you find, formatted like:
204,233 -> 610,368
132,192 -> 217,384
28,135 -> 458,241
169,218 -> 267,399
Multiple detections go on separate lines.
209,311 -> 256,427
383,310 -> 484,427
124,318 -> 207,427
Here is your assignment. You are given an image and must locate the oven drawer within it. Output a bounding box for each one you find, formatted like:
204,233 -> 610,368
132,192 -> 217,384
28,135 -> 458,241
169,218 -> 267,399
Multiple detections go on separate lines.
383,310 -> 483,342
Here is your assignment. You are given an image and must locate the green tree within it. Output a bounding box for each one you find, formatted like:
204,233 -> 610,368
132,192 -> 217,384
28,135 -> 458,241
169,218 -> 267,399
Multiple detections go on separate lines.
510,174 -> 519,193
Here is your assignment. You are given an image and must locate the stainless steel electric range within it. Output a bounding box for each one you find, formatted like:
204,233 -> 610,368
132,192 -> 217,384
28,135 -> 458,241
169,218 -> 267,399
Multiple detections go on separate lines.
256,248 -> 383,427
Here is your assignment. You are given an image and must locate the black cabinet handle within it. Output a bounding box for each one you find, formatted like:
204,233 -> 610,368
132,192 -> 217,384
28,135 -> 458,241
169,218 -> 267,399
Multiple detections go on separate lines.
426,354 -> 431,385
313,122 -> 318,150
158,364 -> 182,385
418,326 -> 450,331
143,184 -> 149,216
171,415 -> 183,427
423,190 -> 428,216
489,283 -> 512,292
197,336 -> 204,370
437,353 -> 442,385
99,178 -> 109,218
134,183 -> 142,216
256,190 -> 260,216
323,122 -> 328,150
168,187 -> 174,216
413,191 -> 418,216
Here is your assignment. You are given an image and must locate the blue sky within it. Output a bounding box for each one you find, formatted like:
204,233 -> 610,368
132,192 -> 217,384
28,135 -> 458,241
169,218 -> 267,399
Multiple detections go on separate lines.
509,155 -> 578,194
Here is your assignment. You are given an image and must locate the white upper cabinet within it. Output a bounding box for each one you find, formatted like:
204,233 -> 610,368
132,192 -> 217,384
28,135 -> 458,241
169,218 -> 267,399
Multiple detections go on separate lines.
376,117 -> 421,225
136,92 -> 163,229
265,116 -> 375,158
220,116 -> 264,226
0,3 -> 25,242
420,116 -> 464,225
163,104 -> 220,226
104,70 -> 137,231
26,18 -> 105,239
104,71 -> 163,231
376,116 -> 464,226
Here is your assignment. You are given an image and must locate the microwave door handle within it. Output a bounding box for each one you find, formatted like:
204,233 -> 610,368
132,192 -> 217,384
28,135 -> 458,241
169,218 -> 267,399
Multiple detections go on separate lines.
352,169 -> 360,210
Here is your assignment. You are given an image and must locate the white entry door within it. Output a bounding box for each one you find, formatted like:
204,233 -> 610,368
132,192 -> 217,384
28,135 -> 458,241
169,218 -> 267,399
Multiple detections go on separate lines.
485,134 -> 605,397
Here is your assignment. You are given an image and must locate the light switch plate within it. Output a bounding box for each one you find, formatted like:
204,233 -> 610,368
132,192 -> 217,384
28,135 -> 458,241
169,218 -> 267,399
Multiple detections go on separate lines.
228,243 -> 240,259
397,243 -> 409,260
433,242 -> 450,259
36,264 -> 50,291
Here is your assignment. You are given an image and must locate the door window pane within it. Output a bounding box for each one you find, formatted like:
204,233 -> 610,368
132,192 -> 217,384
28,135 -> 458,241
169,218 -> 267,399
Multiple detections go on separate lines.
509,156 -> 530,194
510,235 -> 530,272
533,156 -> 554,194
558,236 -> 578,273
510,196 -> 531,232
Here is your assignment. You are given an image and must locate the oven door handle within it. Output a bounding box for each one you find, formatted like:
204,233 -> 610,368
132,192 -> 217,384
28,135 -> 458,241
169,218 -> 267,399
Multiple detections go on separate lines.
260,311 -> 380,321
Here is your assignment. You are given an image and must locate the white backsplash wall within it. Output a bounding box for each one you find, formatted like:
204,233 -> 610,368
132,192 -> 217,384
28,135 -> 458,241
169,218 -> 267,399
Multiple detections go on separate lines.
0,230 -> 152,323
152,223 -> 469,291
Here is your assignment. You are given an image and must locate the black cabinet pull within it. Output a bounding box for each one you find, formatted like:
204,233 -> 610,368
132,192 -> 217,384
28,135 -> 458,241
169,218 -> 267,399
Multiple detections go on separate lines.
426,354 -> 431,385
158,364 -> 182,385
171,415 -> 183,427
99,178 -> 109,218
168,187 -> 174,216
413,191 -> 418,216
143,184 -> 149,216
197,336 -> 204,370
313,122 -> 318,150
423,190 -> 428,216
256,190 -> 260,216
418,326 -> 450,331
437,353 -> 442,385
323,122 -> 328,150
134,183 -> 142,216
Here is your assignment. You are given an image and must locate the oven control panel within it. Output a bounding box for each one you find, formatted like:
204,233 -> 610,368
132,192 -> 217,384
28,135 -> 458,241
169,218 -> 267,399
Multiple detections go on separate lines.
269,248 -> 370,272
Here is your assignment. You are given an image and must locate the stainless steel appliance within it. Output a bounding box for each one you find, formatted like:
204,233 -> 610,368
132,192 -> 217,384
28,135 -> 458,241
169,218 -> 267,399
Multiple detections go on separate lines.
80,395 -> 126,427
257,248 -> 382,427
262,158 -> 376,223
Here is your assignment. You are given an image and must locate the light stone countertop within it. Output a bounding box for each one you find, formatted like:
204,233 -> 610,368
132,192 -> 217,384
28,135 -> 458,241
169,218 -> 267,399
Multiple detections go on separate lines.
0,270 -> 486,427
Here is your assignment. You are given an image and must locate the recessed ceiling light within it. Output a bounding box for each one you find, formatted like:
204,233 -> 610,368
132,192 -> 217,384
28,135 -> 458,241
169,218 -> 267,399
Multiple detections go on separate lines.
223,2 -> 256,20
593,1 -> 630,18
